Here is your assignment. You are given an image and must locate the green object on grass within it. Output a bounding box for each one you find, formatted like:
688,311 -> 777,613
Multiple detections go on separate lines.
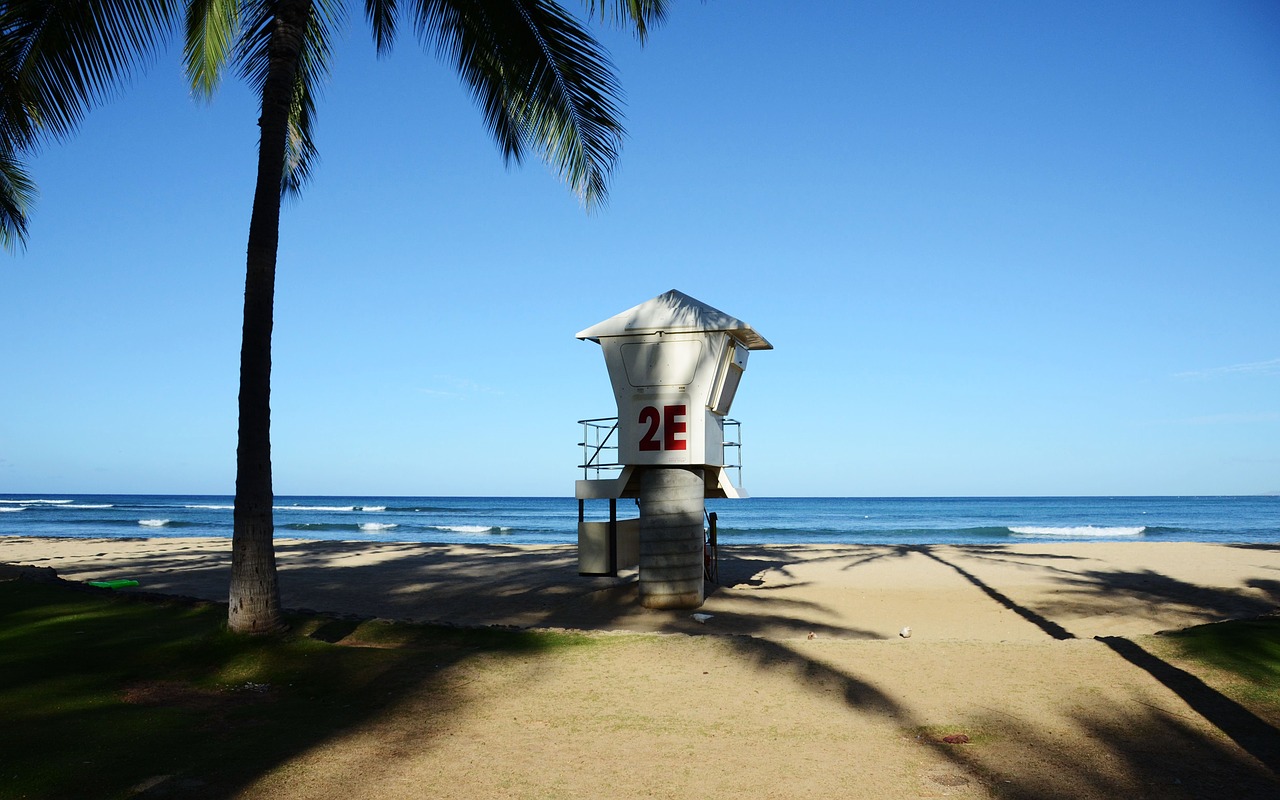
86,579 -> 139,589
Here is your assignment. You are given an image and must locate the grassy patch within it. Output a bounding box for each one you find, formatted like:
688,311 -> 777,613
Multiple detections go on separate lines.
906,724 -> 994,746
1157,616 -> 1280,720
0,578 -> 591,799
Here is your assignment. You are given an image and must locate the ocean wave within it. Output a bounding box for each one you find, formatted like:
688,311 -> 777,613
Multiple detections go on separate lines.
186,504 -> 234,510
1010,525 -> 1145,538
718,525 -> 1017,539
0,501 -> 116,510
275,505 -> 357,512
138,519 -> 171,528
358,522 -> 398,531
431,524 -> 513,534
356,506 -> 386,512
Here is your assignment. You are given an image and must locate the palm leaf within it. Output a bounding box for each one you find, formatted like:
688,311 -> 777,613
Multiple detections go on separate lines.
184,0 -> 240,97
3,0 -> 179,141
411,0 -> 626,208
581,0 -> 668,43
0,0 -> 179,250
229,0 -> 340,197
282,0 -> 341,195
0,148 -> 35,252
364,0 -> 399,54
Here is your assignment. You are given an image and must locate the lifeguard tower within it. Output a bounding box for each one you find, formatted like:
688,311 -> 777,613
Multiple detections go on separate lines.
575,290 -> 771,609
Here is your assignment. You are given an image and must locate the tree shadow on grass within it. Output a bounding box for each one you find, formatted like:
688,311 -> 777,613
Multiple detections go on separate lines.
1097,635 -> 1280,775
0,576 -> 572,799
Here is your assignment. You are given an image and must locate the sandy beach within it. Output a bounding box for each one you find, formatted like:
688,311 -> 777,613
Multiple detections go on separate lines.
4,536 -> 1279,798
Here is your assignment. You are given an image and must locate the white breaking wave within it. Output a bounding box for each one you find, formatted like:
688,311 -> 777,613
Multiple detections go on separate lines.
356,506 -> 387,512
0,499 -> 72,505
187,504 -> 234,510
0,507 -> 22,512
138,519 -> 171,527
275,505 -> 356,512
62,504 -> 114,509
358,522 -> 398,531
434,524 -> 511,534
1010,525 -> 1145,538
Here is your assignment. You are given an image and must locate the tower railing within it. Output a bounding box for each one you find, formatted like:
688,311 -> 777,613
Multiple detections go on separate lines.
577,416 -> 744,489
577,417 -> 621,480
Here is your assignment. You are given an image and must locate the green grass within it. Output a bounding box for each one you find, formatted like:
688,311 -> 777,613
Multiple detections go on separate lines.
1158,615 -> 1280,719
0,578 -> 593,800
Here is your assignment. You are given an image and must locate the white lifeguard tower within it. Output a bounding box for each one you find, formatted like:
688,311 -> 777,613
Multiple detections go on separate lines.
575,290 -> 772,609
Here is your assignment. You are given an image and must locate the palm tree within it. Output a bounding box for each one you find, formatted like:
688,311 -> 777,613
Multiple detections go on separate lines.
2,0 -> 667,632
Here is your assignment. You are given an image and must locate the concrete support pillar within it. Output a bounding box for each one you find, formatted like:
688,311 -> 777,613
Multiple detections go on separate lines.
638,466 -> 705,609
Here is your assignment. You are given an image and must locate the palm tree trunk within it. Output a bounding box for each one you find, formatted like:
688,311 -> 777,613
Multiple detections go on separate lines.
228,0 -> 312,635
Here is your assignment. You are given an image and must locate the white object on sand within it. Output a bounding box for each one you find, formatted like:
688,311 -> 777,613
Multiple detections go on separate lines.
899,626 -> 912,638
692,613 -> 713,623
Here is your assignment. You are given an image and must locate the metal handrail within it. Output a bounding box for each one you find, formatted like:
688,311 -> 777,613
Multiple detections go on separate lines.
577,416 -> 745,488
578,417 -> 622,479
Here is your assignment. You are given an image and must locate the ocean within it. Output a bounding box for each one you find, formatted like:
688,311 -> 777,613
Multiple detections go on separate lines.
0,495 -> 1275,546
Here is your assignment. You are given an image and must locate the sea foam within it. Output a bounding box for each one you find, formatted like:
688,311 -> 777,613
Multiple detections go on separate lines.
358,522 -> 398,531
275,505 -> 356,512
138,519 -> 171,527
434,524 -> 511,534
1010,525 -> 1145,538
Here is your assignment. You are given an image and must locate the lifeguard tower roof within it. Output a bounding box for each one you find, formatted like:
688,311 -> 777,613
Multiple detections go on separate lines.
575,289 -> 772,351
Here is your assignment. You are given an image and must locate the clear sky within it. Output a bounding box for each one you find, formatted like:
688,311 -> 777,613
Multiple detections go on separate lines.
3,0 -> 1278,497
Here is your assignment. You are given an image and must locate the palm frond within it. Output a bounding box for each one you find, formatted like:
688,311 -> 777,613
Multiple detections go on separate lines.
580,0 -> 668,43
184,0 -> 240,98
2,0 -> 179,142
364,0 -> 399,55
282,1 -> 338,196
0,0 -> 178,251
0,148 -> 36,252
411,0 -> 625,208
233,0 -> 284,96
236,0 -> 341,197
0,9 -> 39,150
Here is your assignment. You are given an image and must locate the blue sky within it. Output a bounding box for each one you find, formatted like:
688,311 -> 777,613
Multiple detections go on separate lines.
3,0 -> 1277,497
